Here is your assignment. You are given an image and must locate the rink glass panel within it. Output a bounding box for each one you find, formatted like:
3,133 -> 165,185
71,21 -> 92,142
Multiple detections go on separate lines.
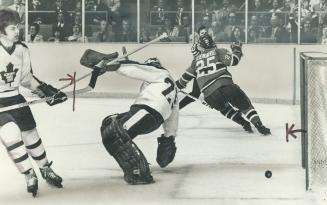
27,0 -> 82,42
195,0 -> 246,43
1,0 -> 322,44
84,0 -> 137,43
140,0 -> 192,43
300,52 -> 327,191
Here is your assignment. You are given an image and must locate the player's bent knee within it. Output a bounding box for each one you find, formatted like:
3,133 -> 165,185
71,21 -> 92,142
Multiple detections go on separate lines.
0,122 -> 21,144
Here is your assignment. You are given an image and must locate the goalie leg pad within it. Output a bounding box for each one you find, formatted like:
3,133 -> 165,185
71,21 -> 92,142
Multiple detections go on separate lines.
101,115 -> 154,185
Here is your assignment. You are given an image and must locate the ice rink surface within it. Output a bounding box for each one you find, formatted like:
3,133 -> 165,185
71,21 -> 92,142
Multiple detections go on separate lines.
0,98 -> 325,205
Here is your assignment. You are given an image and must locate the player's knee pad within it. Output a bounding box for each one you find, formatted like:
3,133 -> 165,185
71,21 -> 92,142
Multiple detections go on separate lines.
0,122 -> 21,146
100,114 -> 154,185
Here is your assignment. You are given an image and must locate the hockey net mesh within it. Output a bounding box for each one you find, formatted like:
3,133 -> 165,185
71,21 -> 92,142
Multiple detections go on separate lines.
307,59 -> 327,191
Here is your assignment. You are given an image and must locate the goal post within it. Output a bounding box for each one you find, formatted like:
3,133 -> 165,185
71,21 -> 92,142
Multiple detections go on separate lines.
300,52 -> 327,191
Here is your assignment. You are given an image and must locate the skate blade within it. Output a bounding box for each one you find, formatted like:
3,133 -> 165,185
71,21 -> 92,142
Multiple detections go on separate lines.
27,187 -> 38,197
32,190 -> 37,197
48,183 -> 63,188
46,180 -> 63,188
244,128 -> 254,133
128,179 -> 155,185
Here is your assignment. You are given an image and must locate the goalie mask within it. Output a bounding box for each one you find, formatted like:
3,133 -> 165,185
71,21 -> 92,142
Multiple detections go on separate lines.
144,57 -> 161,67
198,27 -> 215,49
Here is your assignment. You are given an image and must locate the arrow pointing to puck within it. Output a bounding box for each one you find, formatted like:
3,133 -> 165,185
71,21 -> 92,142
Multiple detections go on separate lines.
286,123 -> 306,142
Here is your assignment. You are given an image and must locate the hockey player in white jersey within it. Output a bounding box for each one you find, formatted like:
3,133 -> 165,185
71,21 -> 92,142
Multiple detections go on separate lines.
99,57 -> 178,185
0,9 -> 66,197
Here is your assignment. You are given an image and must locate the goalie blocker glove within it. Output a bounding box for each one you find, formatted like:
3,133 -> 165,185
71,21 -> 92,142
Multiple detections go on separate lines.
33,83 -> 67,106
156,135 -> 177,168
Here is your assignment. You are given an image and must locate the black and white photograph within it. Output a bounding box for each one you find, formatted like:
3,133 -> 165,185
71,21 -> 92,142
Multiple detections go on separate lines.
0,0 -> 327,204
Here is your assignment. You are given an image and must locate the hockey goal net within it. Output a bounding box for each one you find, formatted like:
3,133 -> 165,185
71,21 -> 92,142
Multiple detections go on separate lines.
301,52 -> 327,192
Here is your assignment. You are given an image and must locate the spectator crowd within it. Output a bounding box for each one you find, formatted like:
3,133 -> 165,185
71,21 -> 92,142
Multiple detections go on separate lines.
1,0 -> 327,43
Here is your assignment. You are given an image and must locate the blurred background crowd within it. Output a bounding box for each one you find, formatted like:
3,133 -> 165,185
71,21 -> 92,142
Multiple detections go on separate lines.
0,0 -> 326,44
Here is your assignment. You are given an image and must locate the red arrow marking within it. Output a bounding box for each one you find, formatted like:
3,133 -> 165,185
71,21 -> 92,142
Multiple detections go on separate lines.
286,123 -> 307,142
59,72 -> 76,111
59,74 -> 75,85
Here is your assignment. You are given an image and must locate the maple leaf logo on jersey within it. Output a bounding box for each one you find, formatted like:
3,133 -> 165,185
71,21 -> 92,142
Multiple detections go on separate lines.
0,63 -> 18,85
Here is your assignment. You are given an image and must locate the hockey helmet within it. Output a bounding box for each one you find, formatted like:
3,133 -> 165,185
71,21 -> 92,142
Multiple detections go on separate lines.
198,26 -> 215,49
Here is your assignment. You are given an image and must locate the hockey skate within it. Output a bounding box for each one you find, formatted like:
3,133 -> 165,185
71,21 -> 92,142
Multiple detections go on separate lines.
40,161 -> 63,188
25,169 -> 38,197
156,135 -> 177,168
242,121 -> 253,133
254,122 -> 271,135
124,169 -> 154,185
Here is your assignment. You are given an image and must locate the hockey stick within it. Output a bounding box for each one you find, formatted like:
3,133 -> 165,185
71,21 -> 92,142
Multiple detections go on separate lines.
179,90 -> 211,108
0,69 -> 100,113
60,33 -> 168,91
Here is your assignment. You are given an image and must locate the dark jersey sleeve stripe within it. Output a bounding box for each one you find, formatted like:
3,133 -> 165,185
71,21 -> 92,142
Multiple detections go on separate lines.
182,73 -> 194,81
177,72 -> 195,88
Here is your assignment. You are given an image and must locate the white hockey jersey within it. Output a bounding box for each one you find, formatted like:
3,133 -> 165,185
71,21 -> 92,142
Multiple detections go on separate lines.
117,62 -> 178,121
115,61 -> 179,136
0,42 -> 38,97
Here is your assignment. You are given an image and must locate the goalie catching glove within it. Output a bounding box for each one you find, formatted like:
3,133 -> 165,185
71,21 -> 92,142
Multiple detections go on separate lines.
32,83 -> 67,106
80,49 -> 120,75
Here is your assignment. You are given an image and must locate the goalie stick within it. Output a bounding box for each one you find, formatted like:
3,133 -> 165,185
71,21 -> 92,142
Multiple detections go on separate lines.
63,33 -> 168,90
0,68 -> 101,113
0,32 -> 168,113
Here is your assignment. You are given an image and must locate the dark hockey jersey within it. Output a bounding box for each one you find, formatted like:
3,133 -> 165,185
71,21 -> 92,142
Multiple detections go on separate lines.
177,47 -> 241,97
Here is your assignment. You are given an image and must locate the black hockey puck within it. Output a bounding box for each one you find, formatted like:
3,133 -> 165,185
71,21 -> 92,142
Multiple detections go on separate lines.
265,170 -> 272,178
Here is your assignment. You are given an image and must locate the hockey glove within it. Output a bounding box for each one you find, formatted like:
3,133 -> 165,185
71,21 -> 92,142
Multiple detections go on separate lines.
33,83 -> 67,106
231,41 -> 243,57
175,80 -> 185,90
191,44 -> 200,56
156,135 -> 177,168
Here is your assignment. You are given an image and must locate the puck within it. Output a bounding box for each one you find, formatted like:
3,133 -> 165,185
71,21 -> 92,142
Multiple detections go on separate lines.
265,170 -> 272,178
